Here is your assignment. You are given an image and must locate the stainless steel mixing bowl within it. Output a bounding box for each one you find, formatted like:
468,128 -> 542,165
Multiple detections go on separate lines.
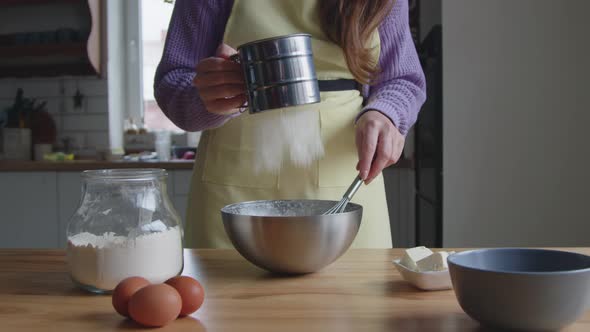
221,200 -> 362,274
448,248 -> 590,331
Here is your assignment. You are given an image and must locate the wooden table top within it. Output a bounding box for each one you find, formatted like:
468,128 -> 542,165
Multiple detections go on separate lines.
0,248 -> 588,331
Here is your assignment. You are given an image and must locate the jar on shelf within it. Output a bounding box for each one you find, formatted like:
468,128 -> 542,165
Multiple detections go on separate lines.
124,117 -> 138,135
66,169 -> 184,293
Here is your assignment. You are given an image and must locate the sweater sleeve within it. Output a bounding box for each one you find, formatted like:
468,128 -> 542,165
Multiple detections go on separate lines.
154,0 -> 235,132
360,0 -> 426,136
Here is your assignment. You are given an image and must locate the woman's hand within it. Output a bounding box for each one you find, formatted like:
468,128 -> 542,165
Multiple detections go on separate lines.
356,111 -> 405,184
193,44 -> 247,115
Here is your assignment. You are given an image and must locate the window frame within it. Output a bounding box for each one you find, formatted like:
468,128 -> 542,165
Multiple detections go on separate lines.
106,0 -> 144,150
124,0 -> 144,123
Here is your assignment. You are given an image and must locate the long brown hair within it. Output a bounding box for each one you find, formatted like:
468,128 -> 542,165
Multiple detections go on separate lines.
319,0 -> 393,85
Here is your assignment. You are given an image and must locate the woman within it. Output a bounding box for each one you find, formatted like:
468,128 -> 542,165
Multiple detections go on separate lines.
155,0 -> 426,248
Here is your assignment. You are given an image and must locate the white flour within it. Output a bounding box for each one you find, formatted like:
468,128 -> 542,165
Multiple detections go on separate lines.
253,108 -> 324,173
66,225 -> 183,291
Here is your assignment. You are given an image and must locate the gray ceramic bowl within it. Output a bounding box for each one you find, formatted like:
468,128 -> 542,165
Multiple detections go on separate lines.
221,200 -> 362,274
448,248 -> 590,331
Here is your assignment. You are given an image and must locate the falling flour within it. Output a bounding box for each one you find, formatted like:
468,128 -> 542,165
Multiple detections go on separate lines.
66,226 -> 183,291
252,108 -> 324,173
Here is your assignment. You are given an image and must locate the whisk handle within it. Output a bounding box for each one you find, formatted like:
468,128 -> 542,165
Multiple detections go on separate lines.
343,175 -> 364,201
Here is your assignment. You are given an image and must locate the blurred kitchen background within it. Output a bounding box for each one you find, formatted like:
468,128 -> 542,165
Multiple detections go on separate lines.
0,0 -> 588,249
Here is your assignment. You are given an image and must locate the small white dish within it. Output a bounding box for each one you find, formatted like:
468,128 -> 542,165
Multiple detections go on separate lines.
392,259 -> 453,291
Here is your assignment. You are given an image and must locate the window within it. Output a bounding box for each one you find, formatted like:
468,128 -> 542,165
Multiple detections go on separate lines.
140,0 -> 181,132
107,0 -> 197,150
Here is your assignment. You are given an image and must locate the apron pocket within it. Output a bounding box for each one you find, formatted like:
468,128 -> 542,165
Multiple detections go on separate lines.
318,149 -> 358,188
202,131 -> 278,189
318,91 -> 362,188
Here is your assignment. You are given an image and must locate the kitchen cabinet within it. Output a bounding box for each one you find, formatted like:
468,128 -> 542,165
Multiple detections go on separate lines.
171,170 -> 192,226
56,172 -> 82,246
0,172 -> 59,248
173,195 -> 188,227
0,168 -> 193,249
173,170 -> 193,196
0,166 -> 414,249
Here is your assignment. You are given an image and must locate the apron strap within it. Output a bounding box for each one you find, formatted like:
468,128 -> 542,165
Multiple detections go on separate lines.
318,79 -> 366,106
318,79 -> 360,92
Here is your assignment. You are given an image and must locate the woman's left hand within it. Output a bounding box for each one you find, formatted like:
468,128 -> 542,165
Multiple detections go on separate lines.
356,111 -> 405,184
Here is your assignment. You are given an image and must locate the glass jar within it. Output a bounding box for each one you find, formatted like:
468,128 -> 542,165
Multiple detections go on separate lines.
66,169 -> 183,293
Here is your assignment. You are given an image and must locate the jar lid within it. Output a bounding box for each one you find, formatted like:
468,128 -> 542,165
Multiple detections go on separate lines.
82,169 -> 167,181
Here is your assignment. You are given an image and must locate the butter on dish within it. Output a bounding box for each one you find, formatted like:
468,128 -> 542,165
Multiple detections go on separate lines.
393,246 -> 456,291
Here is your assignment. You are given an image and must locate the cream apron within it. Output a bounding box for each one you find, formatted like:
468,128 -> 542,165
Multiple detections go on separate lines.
185,0 -> 392,248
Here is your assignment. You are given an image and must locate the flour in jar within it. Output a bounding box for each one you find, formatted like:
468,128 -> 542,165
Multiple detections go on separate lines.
66,224 -> 183,291
252,108 -> 324,173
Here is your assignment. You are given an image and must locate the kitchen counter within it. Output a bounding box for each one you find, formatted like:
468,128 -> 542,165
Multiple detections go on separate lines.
0,158 -> 415,172
1,248 -> 589,331
0,160 -> 195,171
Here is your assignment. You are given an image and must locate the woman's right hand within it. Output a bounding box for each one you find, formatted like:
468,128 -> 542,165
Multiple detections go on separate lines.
193,44 -> 247,115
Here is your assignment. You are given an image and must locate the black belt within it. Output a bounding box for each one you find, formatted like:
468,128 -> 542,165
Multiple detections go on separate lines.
318,79 -> 361,92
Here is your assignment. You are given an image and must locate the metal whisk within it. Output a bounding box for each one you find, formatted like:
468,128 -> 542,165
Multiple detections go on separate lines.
323,175 -> 364,215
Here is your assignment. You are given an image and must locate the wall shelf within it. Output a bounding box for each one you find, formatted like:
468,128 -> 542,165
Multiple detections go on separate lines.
0,0 -> 80,7
0,0 -> 102,78
0,63 -> 95,78
0,43 -> 87,58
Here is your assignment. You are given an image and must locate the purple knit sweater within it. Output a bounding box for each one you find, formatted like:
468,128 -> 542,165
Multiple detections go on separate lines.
154,0 -> 426,136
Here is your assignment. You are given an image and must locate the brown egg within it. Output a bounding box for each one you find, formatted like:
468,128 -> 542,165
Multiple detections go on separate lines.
128,284 -> 182,327
112,276 -> 150,317
165,276 -> 205,316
